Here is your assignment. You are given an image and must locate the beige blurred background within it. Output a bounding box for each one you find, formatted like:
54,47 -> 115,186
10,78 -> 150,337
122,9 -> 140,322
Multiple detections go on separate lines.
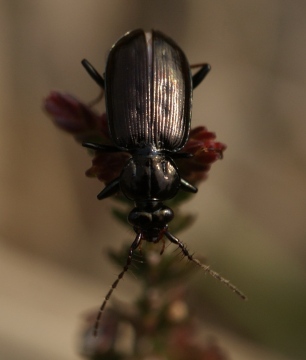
0,1 -> 306,359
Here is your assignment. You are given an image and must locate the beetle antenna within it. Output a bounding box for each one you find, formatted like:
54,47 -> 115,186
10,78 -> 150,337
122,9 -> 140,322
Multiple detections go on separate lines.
164,231 -> 247,300
93,233 -> 142,336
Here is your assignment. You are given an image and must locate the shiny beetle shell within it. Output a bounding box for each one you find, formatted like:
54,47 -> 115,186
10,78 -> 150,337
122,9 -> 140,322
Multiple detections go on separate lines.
105,29 -> 192,151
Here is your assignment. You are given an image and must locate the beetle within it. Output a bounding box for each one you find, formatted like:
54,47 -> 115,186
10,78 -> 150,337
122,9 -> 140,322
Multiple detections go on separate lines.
82,29 -> 246,335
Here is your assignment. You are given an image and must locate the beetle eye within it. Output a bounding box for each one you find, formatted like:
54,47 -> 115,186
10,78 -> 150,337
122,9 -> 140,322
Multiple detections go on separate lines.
128,206 -> 174,228
159,207 -> 174,223
128,210 -> 152,227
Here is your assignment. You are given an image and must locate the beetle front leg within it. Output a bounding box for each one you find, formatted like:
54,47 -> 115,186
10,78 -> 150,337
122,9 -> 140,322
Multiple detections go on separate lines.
180,178 -> 198,193
97,178 -> 120,200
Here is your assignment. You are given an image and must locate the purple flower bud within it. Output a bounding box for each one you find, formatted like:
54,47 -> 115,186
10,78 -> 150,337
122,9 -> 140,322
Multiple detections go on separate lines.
44,91 -> 111,144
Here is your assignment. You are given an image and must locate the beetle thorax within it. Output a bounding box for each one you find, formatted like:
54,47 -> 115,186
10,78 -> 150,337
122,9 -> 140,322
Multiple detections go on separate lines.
120,154 -> 180,202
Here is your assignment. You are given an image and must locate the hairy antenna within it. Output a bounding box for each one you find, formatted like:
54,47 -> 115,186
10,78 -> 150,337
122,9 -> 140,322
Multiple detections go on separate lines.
93,233 -> 141,336
93,231 -> 246,336
164,231 -> 247,300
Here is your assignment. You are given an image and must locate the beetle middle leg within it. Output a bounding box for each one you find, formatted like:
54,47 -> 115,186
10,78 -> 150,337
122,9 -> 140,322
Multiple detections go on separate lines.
96,177 -> 120,200
93,233 -> 142,336
164,231 -> 247,300
82,142 -> 129,200
83,142 -> 122,153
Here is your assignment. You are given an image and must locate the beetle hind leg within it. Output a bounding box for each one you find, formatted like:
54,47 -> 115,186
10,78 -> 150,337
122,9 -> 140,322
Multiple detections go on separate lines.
191,63 -> 211,89
81,59 -> 105,89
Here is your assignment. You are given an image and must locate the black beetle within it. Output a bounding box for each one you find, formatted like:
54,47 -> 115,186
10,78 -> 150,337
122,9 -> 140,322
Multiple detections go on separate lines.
82,29 -> 246,335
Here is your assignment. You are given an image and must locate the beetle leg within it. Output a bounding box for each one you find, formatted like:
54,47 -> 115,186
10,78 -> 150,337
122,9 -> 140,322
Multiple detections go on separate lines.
180,178 -> 198,193
97,178 -> 120,200
82,142 -> 122,153
93,233 -> 142,336
166,151 -> 193,159
81,59 -> 105,89
191,63 -> 211,89
164,231 -> 247,300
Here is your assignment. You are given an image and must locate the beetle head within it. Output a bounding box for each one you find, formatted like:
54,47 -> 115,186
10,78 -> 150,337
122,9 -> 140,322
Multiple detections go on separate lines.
128,203 -> 174,243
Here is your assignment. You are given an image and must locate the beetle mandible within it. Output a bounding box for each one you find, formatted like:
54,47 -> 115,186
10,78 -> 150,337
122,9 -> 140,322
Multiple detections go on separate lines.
82,29 -> 246,335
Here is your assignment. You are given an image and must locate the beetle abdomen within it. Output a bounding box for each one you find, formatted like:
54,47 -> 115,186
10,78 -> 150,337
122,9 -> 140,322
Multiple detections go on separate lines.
105,29 -> 192,151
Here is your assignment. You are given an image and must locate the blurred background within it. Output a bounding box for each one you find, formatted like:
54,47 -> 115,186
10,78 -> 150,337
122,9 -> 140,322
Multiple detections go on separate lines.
1,1 -> 306,359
